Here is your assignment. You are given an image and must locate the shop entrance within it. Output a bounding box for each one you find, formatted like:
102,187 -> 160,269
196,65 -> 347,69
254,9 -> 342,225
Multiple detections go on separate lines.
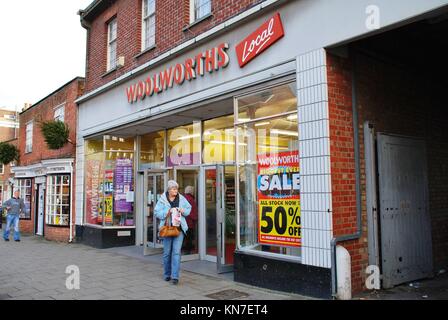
35,184 -> 44,236
140,165 -> 236,272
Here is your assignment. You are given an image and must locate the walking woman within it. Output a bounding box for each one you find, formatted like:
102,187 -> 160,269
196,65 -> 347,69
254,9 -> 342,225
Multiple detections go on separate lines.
154,180 -> 191,285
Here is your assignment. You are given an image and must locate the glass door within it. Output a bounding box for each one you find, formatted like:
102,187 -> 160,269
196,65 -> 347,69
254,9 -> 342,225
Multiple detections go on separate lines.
203,165 -> 236,272
217,165 -> 236,273
143,170 -> 166,255
174,166 -> 200,261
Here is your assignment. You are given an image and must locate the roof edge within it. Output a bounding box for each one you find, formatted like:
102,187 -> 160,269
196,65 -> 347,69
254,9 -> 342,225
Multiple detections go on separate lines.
21,77 -> 85,115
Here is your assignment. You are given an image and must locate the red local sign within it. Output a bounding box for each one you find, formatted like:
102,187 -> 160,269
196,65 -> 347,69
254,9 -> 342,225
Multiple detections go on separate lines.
236,13 -> 285,68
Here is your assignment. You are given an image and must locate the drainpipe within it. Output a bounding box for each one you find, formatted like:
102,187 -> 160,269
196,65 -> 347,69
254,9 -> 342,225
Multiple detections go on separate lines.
69,161 -> 74,243
331,50 -> 362,299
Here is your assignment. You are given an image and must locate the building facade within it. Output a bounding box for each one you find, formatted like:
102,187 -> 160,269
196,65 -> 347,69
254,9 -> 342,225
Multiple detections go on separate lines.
76,0 -> 448,298
0,108 -> 20,210
12,78 -> 85,242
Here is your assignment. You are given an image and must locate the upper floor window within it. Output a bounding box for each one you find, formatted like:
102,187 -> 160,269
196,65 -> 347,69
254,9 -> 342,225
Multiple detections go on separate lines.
25,121 -> 33,153
142,0 -> 156,50
54,105 -> 65,122
107,18 -> 118,71
0,164 -> 4,175
190,0 -> 211,24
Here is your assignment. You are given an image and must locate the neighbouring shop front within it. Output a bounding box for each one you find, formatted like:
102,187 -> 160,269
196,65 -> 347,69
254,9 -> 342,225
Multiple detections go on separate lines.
76,0 -> 448,298
11,159 -> 74,241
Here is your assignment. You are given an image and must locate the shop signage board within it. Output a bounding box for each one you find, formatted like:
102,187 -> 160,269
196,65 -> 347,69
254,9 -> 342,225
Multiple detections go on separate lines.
236,13 -> 285,68
257,150 -> 301,247
126,43 -> 230,104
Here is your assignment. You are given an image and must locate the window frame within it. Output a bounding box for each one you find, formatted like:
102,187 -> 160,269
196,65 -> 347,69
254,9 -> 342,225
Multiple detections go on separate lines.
142,0 -> 156,51
25,121 -> 33,154
16,178 -> 32,220
189,0 -> 212,24
45,174 -> 71,227
234,80 -> 302,263
107,18 -> 118,71
54,104 -> 65,123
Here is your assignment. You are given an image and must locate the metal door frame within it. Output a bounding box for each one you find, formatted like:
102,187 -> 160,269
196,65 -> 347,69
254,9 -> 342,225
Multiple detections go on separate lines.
202,164 -> 235,272
174,165 -> 201,262
35,184 -> 45,236
143,169 -> 168,255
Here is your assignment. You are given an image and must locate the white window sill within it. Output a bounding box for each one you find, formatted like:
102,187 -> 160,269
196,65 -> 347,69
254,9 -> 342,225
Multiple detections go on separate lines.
182,13 -> 213,31
102,67 -> 118,78
134,45 -> 157,59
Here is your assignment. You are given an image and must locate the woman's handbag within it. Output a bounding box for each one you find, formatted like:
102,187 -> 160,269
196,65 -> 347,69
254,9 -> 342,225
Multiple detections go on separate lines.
159,211 -> 181,238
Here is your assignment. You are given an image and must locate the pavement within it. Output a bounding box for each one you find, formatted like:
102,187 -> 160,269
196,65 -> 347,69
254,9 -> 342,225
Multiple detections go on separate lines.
0,234 -> 311,300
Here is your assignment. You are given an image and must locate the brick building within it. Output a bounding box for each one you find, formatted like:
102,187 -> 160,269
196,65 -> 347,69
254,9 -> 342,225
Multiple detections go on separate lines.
75,0 -> 448,298
0,108 -> 19,210
12,78 -> 85,242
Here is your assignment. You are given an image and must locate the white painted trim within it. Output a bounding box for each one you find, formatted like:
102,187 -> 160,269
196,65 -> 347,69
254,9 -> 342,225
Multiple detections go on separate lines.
75,0 -> 282,104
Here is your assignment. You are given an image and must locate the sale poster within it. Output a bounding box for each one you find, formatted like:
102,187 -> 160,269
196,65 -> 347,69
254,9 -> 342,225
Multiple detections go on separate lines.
114,158 -> 133,213
257,150 -> 301,247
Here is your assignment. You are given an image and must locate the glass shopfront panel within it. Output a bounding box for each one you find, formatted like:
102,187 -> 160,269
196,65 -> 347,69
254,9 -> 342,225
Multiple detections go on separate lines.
140,130 -> 165,168
236,83 -> 297,124
203,115 -> 235,164
167,122 -> 201,166
46,175 -> 70,226
16,179 -> 32,220
84,136 -> 136,227
236,82 -> 301,259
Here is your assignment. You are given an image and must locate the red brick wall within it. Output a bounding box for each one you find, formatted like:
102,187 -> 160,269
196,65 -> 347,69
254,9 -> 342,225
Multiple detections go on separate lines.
17,78 -> 84,242
18,79 -> 84,166
84,0 -> 263,93
327,51 -> 448,294
327,53 -> 368,294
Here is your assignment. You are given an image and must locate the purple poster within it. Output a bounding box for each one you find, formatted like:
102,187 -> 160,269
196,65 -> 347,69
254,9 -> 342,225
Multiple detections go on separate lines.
114,158 -> 133,213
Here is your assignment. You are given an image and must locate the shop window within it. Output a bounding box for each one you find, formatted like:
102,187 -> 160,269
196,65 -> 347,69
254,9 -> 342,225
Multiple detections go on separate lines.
142,0 -> 156,50
46,175 -> 70,226
54,105 -> 65,122
25,121 -> 33,153
140,130 -> 165,168
85,136 -> 136,227
190,0 -> 211,24
236,83 -> 297,124
236,82 -> 301,260
167,122 -> 201,166
107,18 -> 118,71
203,114 -> 235,164
16,179 -> 32,220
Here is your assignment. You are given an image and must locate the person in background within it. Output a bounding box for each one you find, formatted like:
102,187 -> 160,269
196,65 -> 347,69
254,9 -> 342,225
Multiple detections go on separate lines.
154,180 -> 191,285
183,186 -> 198,254
3,189 -> 26,242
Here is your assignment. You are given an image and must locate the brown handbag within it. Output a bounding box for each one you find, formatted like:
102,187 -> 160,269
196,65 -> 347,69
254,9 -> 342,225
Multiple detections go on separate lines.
159,210 -> 181,238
